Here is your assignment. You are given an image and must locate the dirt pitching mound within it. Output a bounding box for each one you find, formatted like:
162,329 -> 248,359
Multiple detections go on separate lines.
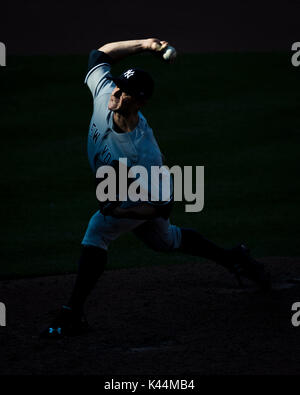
1,257 -> 300,375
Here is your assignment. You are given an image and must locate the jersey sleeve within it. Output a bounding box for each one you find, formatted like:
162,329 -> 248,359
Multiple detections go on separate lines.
84,50 -> 115,98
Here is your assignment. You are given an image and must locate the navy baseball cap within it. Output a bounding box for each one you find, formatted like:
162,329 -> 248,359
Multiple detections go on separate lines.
108,68 -> 154,99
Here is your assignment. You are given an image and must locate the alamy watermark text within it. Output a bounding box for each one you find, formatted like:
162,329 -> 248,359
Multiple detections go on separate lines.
96,159 -> 204,213
0,42 -> 6,66
0,302 -> 6,326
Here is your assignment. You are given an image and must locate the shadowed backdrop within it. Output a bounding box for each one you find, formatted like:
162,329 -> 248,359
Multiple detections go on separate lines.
1,0 -> 299,54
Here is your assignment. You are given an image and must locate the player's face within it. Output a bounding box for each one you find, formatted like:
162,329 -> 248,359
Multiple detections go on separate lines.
108,86 -> 140,113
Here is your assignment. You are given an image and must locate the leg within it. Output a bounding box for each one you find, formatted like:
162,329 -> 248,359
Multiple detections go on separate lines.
134,221 -> 270,291
72,211 -> 145,313
68,246 -> 107,316
178,228 -> 271,290
178,227 -> 232,263
177,228 -> 243,285
133,217 -> 181,253
41,211 -> 146,338
133,220 -> 229,261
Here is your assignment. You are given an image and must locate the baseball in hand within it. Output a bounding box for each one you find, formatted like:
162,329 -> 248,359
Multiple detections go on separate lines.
161,45 -> 177,62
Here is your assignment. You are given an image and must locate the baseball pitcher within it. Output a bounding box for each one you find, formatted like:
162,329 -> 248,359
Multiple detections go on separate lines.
41,38 -> 270,338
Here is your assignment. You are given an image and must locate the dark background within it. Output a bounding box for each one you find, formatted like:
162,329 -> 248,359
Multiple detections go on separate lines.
1,0 -> 300,377
1,0 -> 300,278
1,0 -> 299,54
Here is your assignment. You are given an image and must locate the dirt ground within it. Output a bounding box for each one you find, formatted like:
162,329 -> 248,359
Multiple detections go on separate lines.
1,257 -> 300,375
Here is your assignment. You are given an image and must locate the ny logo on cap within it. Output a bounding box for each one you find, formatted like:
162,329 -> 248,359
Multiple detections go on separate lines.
123,69 -> 135,79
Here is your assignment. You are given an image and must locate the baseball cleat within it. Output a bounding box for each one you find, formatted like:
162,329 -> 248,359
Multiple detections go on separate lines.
40,305 -> 90,338
225,244 -> 271,291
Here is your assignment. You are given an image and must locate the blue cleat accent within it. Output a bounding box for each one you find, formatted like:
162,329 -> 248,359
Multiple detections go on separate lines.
40,306 -> 90,338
